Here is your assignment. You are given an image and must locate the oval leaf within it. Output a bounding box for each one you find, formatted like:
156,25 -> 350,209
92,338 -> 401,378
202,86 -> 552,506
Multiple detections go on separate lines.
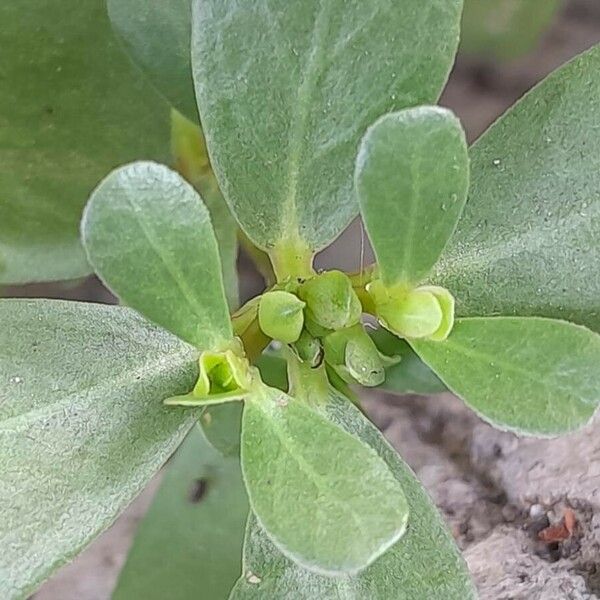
171,110 -> 239,308
231,390 -> 475,599
82,161 -> 232,349
108,0 -> 197,120
410,317 -> 600,436
192,0 -> 463,252
0,0 -> 170,285
0,299 -> 197,598
356,107 -> 469,286
436,45 -> 600,332
241,385 -> 408,575
113,426 -> 248,600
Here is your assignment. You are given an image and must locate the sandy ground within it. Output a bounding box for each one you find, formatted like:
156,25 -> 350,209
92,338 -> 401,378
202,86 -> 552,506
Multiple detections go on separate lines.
17,1 -> 600,598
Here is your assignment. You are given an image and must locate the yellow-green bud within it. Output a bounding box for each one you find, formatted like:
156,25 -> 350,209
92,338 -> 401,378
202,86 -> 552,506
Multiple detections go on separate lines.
258,290 -> 305,344
419,285 -> 455,341
368,280 -> 454,340
193,348 -> 252,397
299,270 -> 362,331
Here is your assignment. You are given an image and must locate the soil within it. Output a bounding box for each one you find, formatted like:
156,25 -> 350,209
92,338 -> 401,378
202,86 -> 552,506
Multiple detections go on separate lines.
19,1 -> 600,598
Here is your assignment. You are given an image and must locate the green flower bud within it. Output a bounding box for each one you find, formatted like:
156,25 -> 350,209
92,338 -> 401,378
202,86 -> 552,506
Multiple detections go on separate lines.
293,329 -> 324,368
419,285 -> 455,341
368,280 -> 443,339
258,290 -> 305,343
193,348 -> 252,397
299,270 -> 362,331
323,324 -> 385,387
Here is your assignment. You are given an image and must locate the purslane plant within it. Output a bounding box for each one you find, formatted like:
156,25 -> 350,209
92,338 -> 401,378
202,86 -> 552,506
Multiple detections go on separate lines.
1,1 -> 599,599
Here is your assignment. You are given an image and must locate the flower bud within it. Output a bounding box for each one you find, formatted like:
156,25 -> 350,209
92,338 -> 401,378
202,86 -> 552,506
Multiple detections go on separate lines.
418,285 -> 455,341
293,330 -> 324,368
299,270 -> 362,331
258,290 -> 305,344
193,348 -> 252,397
323,324 -> 385,387
368,279 -> 451,340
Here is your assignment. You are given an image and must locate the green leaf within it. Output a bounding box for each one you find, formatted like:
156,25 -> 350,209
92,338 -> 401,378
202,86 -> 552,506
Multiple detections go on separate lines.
0,299 -> 198,598
108,0 -> 196,119
192,0 -> 463,252
461,0 -> 560,61
411,317 -> 600,437
0,0 -> 170,285
230,390 -> 475,599
371,329 -> 447,395
82,161 -> 231,349
113,425 -> 248,600
171,110 -> 239,308
356,107 -> 469,286
241,385 -> 408,574
436,45 -> 600,332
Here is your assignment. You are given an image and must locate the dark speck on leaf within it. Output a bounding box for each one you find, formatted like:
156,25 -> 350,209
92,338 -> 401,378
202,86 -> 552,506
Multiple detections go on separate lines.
189,478 -> 209,504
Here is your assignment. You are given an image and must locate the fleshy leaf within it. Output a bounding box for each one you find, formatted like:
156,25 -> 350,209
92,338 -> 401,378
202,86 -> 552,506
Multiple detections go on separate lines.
230,389 -> 475,599
436,44 -> 600,332
411,317 -> 600,436
371,329 -> 447,396
0,0 -> 170,284
241,385 -> 408,574
171,110 -> 239,308
356,107 -> 469,286
192,0 -> 463,252
0,299 -> 198,598
108,0 -> 196,119
81,161 -> 231,349
113,425 -> 248,600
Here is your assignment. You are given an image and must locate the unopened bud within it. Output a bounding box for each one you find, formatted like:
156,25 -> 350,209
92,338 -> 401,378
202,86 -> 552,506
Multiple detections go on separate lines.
368,280 -> 454,340
323,324 -> 385,387
258,290 -> 305,344
299,270 -> 362,331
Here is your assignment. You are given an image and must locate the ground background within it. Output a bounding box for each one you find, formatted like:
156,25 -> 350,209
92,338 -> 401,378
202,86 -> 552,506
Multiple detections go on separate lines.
12,1 -> 600,598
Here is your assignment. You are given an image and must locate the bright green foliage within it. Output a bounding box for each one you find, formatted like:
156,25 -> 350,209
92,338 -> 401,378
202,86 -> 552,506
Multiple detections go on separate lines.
436,45 -> 600,333
461,0 -> 560,61
258,291 -> 305,343
241,385 -> 408,574
356,107 -> 469,286
113,426 -> 248,600
192,0 -> 463,252
108,0 -> 196,119
165,346 -> 254,406
0,299 -> 198,599
299,271 -> 362,331
0,0 -> 169,285
81,161 -> 232,349
372,330 -> 447,396
230,392 -> 475,599
411,318 -> 600,436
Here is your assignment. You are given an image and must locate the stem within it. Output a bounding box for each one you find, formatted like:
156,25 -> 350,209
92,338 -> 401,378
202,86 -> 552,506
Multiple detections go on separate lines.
269,238 -> 314,282
285,347 -> 330,405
